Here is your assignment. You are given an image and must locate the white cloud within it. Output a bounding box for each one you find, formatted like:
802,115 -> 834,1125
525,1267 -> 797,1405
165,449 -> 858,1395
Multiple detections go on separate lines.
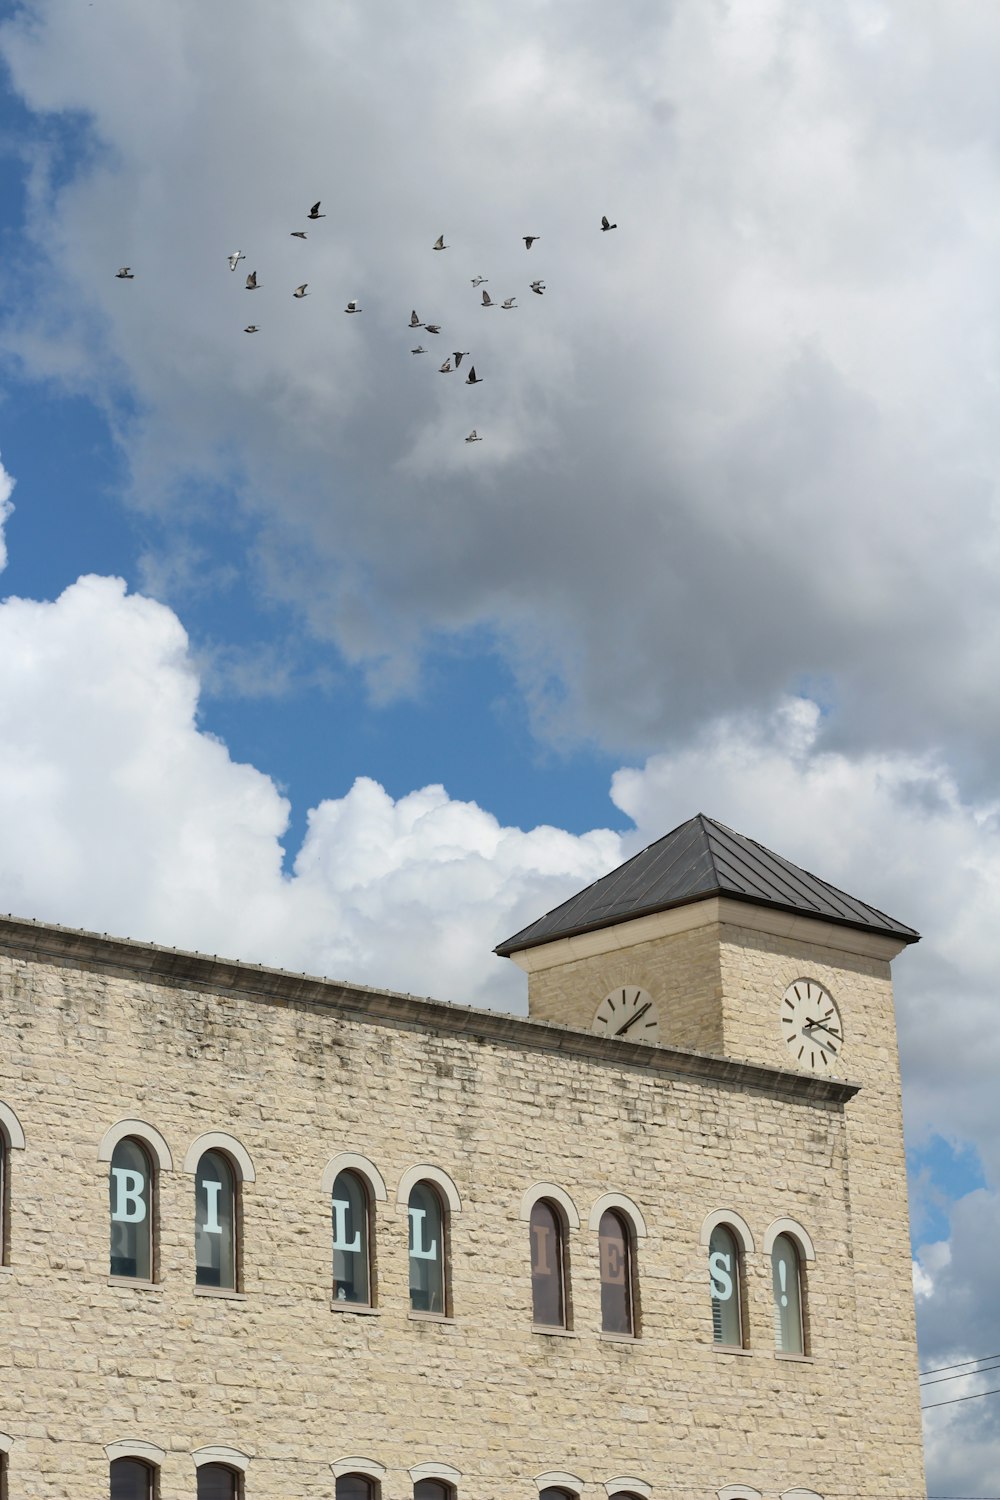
2,559 -> 1000,1485
0,456 -> 14,573
3,3 -> 1000,766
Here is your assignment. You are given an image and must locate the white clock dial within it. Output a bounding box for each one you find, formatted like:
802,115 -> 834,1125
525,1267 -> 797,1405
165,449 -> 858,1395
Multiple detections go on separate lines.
780,979 -> 843,1071
593,986 -> 659,1044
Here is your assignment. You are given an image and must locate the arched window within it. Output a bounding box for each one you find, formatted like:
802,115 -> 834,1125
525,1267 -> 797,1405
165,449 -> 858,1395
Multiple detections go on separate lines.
599,1209 -> 634,1335
195,1151 -> 237,1289
709,1223 -> 744,1346
540,1490 -> 577,1500
332,1169 -> 372,1306
771,1233 -> 805,1353
198,1463 -> 240,1500
337,1476 -> 379,1500
110,1457 -> 155,1500
109,1139 -> 153,1280
408,1181 -> 446,1314
530,1199 -> 567,1327
414,1482 -> 454,1500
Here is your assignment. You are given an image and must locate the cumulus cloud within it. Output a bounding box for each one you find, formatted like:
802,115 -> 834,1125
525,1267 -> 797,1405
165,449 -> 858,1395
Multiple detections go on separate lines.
3,2 -> 1000,771
2,560 -> 1000,1485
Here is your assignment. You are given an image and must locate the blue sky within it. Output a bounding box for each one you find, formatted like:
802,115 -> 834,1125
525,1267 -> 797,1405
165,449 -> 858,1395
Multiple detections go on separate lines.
3,4 -> 1000,1489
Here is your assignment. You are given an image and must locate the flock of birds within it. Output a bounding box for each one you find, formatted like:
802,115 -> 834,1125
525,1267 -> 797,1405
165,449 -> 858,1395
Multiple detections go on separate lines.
115,203 -> 619,446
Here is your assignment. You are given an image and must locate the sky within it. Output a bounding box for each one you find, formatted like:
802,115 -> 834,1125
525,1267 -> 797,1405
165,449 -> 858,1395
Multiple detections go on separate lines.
1,1 -> 999,1491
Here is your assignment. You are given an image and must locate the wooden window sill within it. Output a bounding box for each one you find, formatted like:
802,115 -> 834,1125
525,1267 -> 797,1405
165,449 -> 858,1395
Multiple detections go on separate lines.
331,1299 -> 380,1315
107,1276 -> 162,1291
600,1330 -> 640,1344
775,1350 -> 814,1363
712,1343 -> 752,1357
408,1310 -> 456,1325
194,1284 -> 246,1301
532,1324 -> 576,1338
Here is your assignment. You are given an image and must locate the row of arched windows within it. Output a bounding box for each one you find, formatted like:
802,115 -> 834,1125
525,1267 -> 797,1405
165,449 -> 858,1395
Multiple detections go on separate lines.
0,1108 -> 815,1351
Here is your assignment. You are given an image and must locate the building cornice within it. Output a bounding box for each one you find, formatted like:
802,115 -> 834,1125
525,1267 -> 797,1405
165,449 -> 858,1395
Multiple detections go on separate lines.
0,914 -> 859,1107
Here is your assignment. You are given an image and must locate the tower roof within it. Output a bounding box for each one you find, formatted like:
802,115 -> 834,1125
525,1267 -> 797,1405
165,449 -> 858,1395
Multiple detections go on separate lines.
495,813 -> 919,956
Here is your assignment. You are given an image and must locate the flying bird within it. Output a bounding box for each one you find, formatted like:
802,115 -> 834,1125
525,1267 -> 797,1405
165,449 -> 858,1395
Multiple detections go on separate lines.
439,359 -> 453,373
245,271 -> 259,289
601,215 -> 617,231
466,366 -> 482,384
481,290 -> 494,307
465,430 -> 482,443
452,351 -> 469,368
227,251 -> 245,271
530,280 -> 545,295
411,345 -> 426,354
308,202 -> 326,219
293,284 -> 308,298
471,277 -> 488,288
433,234 -> 448,250
115,267 -> 134,279
501,297 -> 517,310
523,236 -> 540,249
290,231 -> 307,240
409,310 -> 423,328
344,299 -> 361,313
424,323 -> 441,334
244,325 -> 259,333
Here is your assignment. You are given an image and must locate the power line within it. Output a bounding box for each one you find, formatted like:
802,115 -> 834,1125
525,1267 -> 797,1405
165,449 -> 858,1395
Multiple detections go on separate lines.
922,1361 -> 1000,1389
922,1382 -> 1000,1411
921,1351 -> 1000,1378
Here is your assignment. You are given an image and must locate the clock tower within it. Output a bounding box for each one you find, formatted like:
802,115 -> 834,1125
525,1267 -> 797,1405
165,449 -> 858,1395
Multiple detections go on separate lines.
496,813 -> 924,1496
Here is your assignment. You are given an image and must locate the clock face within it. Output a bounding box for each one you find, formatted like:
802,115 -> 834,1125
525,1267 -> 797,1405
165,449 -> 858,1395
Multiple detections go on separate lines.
780,979 -> 843,1071
593,986 -> 660,1044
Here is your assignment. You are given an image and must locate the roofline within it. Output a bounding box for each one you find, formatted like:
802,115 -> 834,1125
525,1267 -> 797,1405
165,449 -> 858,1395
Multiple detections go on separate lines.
495,885 -> 920,957
0,913 -> 859,1108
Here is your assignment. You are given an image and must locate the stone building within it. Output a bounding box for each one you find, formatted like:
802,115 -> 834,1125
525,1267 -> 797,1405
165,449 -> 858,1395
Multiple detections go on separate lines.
0,814 -> 926,1499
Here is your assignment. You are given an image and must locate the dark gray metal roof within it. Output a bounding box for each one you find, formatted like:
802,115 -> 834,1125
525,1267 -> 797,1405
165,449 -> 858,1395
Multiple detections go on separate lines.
495,814 -> 920,955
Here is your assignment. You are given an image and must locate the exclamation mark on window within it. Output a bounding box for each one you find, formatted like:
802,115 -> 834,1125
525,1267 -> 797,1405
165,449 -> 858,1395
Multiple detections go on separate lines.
778,1257 -> 788,1307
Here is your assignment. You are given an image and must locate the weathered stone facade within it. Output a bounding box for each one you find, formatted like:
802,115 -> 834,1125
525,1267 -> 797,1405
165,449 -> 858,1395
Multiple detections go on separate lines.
0,882 -> 925,1499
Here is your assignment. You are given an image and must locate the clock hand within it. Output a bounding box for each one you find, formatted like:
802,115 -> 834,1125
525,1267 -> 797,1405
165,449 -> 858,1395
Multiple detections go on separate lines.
616,1001 -> 652,1037
803,1017 -> 841,1040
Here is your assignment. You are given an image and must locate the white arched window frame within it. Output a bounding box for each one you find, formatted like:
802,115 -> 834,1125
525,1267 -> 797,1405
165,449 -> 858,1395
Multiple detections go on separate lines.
192,1446 -> 252,1472
780,1489 -> 824,1499
398,1165 -> 461,1318
534,1472 -> 583,1497
764,1219 -> 815,1356
718,1487 -> 763,1500
700,1209 -> 755,1350
590,1192 -> 646,1337
605,1478 -> 652,1498
409,1461 -> 462,1490
0,1101 -> 25,1268
184,1134 -> 255,1294
105,1439 -> 166,1464
331,1457 -> 387,1481
520,1183 -> 579,1331
323,1153 -> 386,1310
100,1123 -> 171,1284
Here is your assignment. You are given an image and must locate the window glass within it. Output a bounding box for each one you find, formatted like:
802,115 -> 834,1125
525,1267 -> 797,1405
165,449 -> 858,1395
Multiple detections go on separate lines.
540,1490 -> 577,1500
336,1477 -> 376,1500
414,1483 -> 452,1500
771,1233 -> 804,1353
529,1199 -> 565,1326
408,1181 -> 445,1313
109,1139 -> 153,1280
198,1463 -> 239,1500
195,1151 -> 236,1288
709,1224 -> 742,1345
332,1170 -> 371,1305
599,1209 -> 633,1334
110,1457 -> 154,1500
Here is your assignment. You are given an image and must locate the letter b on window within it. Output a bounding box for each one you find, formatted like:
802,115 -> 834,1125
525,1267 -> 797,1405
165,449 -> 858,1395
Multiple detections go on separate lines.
111,1168 -> 147,1223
